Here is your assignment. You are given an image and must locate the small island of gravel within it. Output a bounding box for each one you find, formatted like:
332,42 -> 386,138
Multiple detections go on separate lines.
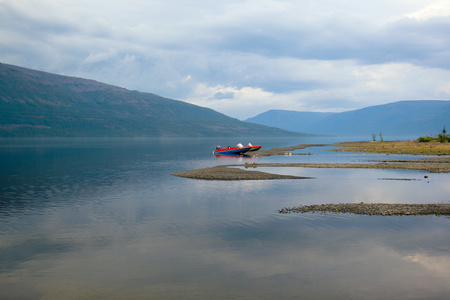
172,165 -> 314,180
279,203 -> 450,216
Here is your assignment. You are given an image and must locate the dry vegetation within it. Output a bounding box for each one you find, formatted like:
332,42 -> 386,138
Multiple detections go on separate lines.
333,140 -> 450,155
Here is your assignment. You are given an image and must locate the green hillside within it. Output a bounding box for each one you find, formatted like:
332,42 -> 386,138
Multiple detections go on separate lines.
0,63 -> 303,137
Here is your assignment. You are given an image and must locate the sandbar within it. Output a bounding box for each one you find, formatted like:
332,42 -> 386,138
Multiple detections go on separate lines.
172,165 -> 313,180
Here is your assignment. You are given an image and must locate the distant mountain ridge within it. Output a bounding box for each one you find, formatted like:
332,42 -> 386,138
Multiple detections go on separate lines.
245,101 -> 450,137
0,62 -> 304,137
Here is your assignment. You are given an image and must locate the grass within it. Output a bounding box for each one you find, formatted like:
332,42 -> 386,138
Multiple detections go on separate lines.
333,140 -> 450,155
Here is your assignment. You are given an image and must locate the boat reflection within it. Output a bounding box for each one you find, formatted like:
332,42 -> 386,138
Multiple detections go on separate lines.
215,153 -> 259,162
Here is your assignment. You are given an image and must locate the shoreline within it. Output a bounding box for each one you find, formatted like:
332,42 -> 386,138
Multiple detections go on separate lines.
171,141 -> 450,216
171,141 -> 450,180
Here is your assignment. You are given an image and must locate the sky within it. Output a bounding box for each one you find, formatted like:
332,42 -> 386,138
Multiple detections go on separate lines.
1,0 -> 450,120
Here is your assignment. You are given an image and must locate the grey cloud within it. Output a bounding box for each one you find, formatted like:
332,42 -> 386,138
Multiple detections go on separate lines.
214,91 -> 235,100
1,0 -> 449,119
206,13 -> 450,69
0,2 -> 79,37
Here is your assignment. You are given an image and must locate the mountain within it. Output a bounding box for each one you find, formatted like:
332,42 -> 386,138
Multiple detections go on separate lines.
0,63 -> 303,137
245,110 -> 335,131
245,101 -> 450,137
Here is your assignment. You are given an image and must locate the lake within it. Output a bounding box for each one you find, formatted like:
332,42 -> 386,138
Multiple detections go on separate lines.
1,137 -> 449,299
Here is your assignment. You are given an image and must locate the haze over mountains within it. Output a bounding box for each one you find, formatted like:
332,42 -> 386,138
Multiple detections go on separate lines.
245,101 -> 450,137
0,63 -> 302,137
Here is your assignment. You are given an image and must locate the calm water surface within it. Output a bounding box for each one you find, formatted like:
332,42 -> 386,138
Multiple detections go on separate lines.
1,137 -> 449,299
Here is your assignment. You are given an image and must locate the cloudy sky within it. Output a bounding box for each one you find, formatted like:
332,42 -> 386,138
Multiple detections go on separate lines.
1,0 -> 450,119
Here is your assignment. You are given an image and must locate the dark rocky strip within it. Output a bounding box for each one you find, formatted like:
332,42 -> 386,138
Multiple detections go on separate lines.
171,165 -> 314,180
279,203 -> 450,216
232,160 -> 450,173
377,178 -> 418,181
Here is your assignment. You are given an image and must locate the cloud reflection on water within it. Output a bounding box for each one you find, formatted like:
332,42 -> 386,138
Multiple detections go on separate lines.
1,138 -> 449,299
5,213 -> 448,299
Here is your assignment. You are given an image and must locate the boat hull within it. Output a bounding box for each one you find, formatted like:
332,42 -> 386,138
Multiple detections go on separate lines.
215,146 -> 252,155
249,145 -> 261,151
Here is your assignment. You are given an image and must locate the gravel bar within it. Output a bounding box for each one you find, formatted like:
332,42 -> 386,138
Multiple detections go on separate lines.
279,203 -> 450,216
243,159 -> 450,173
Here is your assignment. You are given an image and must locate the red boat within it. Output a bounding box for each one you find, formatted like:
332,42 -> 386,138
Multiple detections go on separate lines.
214,143 -> 261,156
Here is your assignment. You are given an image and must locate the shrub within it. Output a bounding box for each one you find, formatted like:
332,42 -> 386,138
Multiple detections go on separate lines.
437,133 -> 450,143
418,126 -> 448,143
417,136 -> 433,142
438,126 -> 449,143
